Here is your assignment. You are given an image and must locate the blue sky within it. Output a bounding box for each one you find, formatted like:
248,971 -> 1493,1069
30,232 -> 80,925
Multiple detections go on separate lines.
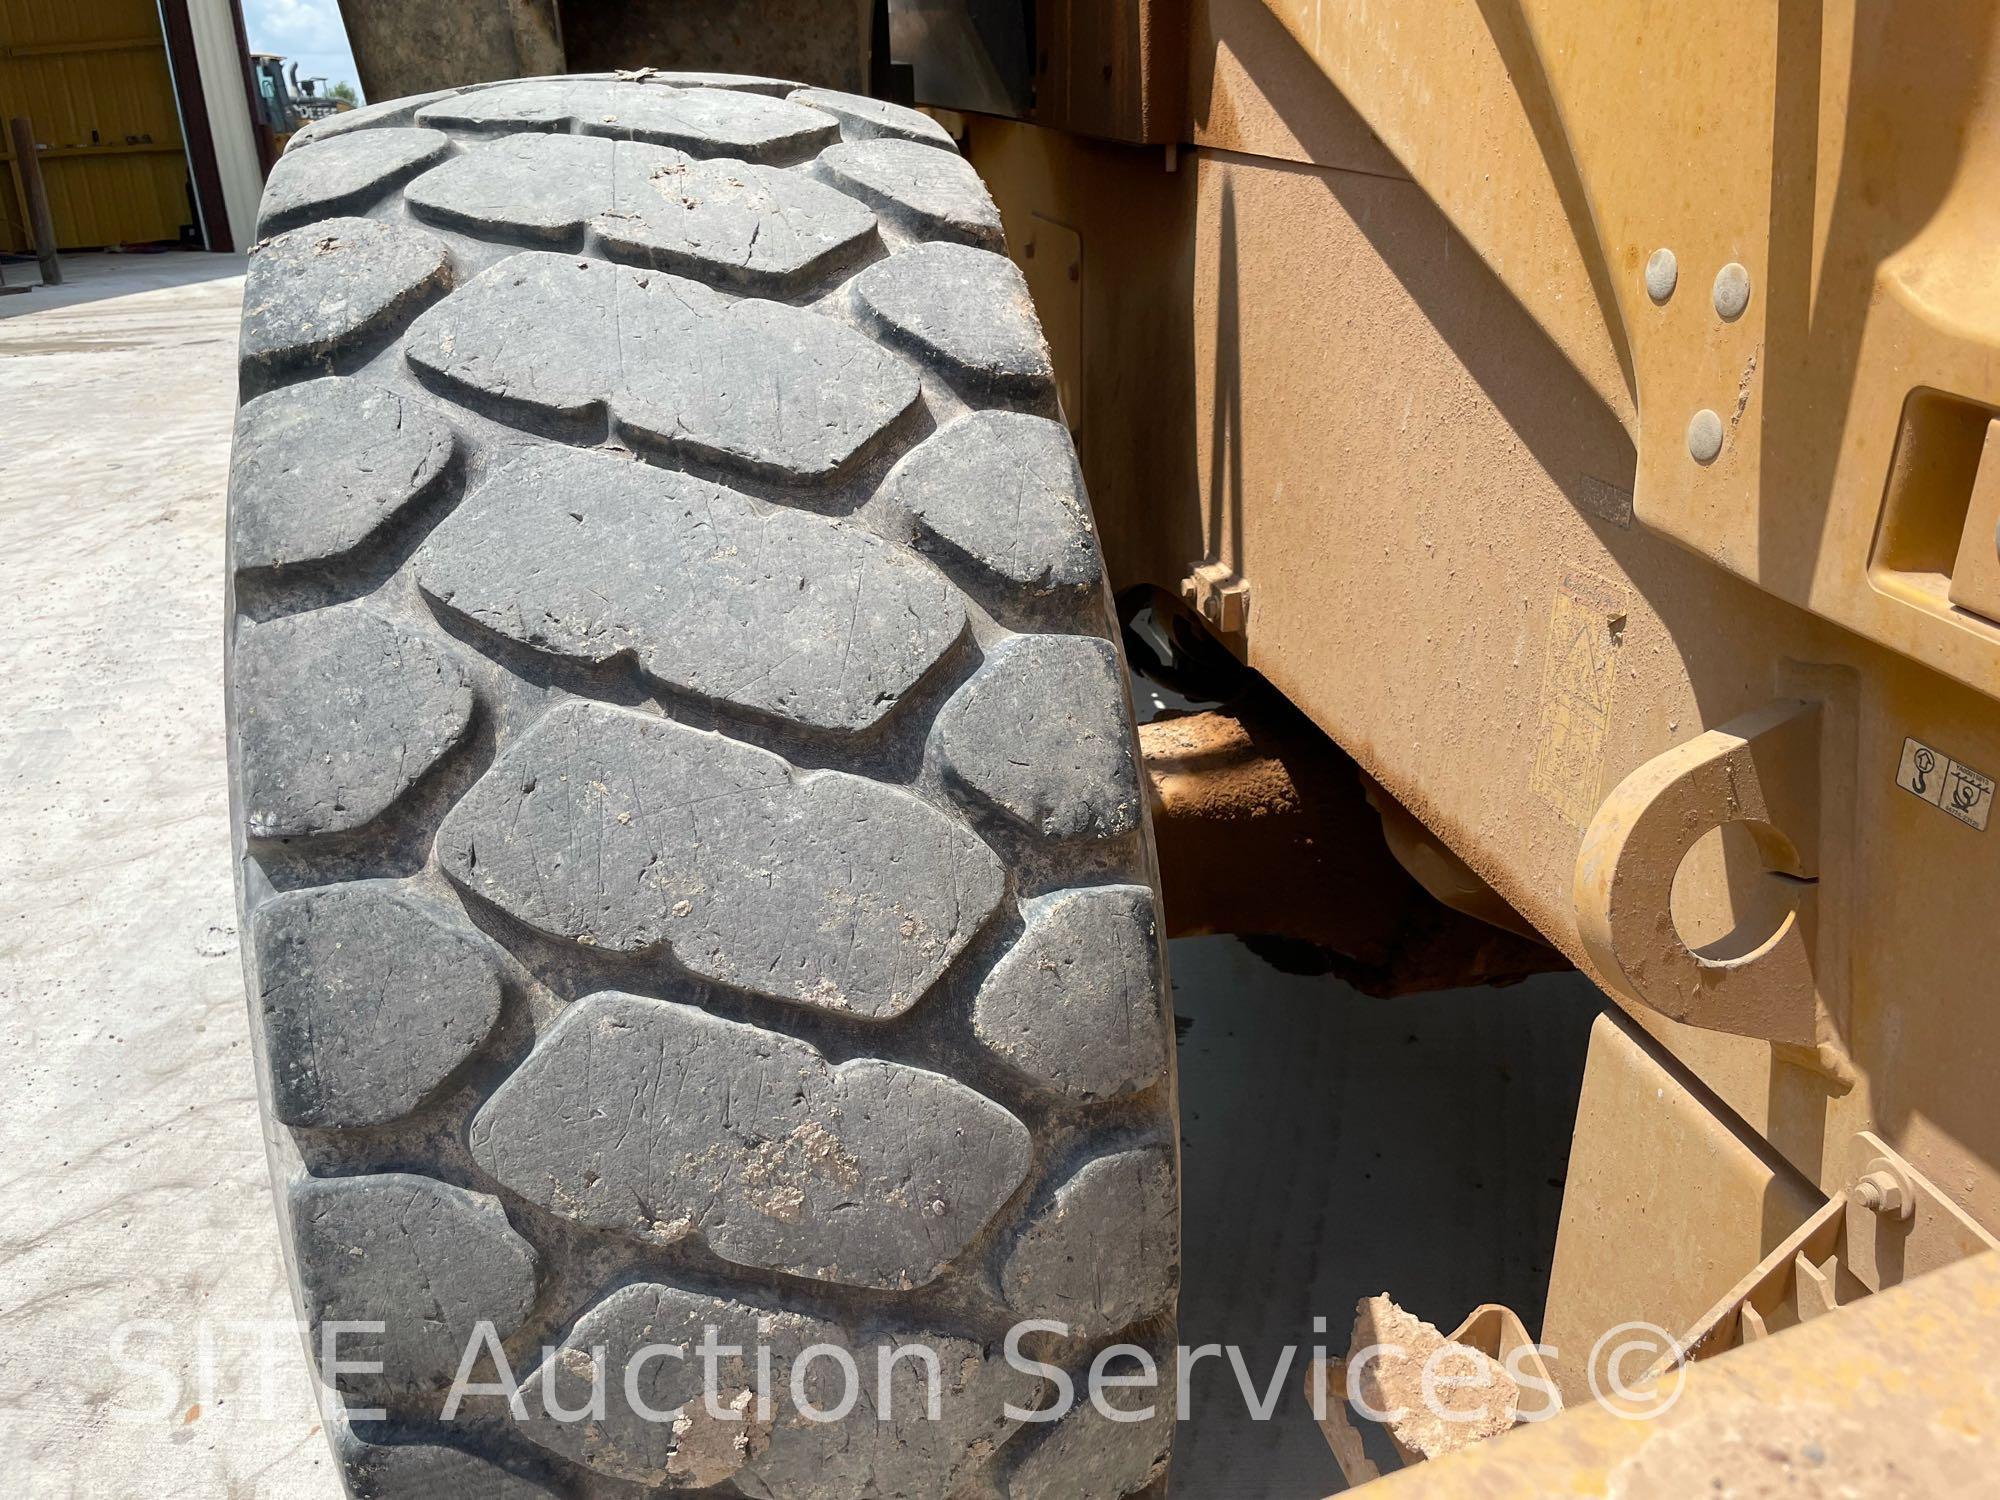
240,0 -> 366,103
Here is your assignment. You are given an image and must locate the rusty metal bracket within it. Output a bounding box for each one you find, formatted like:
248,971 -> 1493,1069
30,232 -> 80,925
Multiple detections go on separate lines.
1573,698 -> 1822,1044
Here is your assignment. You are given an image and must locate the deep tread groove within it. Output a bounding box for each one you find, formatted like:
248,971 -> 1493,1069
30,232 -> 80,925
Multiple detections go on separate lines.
223,73 -> 1177,1500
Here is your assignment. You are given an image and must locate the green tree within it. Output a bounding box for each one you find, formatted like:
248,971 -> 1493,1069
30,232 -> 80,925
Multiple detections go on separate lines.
329,80 -> 358,105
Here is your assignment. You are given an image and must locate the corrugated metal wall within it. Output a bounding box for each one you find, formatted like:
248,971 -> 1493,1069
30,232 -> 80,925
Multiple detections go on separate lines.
0,0 -> 195,250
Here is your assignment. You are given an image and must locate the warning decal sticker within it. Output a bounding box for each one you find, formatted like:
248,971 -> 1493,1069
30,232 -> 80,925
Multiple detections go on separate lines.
1895,736 -> 1993,833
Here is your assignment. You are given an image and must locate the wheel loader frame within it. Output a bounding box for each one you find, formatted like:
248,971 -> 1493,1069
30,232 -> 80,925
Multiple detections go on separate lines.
335,0 -> 2000,1483
952,0 -> 2000,1444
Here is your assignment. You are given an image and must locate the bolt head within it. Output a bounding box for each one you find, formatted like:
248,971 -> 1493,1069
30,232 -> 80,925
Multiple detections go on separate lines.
1645,248 -> 1678,303
1855,1160 -> 1915,1219
1713,262 -> 1752,321
1856,1169 -> 1908,1215
1687,409 -> 1724,464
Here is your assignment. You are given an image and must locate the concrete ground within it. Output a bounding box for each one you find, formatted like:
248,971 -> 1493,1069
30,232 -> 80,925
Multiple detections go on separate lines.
2,252 -> 335,1496
0,253 -> 1605,1497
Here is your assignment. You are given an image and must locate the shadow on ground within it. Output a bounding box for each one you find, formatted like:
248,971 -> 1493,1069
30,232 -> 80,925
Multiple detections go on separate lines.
1171,936 -> 1604,1495
0,249 -> 245,320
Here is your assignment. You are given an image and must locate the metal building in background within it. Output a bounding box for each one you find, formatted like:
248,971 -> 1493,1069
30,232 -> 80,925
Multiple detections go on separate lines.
0,0 -> 264,256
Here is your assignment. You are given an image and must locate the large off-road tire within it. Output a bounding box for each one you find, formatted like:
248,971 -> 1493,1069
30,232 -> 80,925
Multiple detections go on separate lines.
224,74 -> 1179,1498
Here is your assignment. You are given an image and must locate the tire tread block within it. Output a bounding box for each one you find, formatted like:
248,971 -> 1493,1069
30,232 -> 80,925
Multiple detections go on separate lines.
789,87 -> 956,148
259,128 -> 453,234
415,444 -> 962,733
235,601 -> 473,838
292,1172 -> 539,1395
999,1147 -> 1179,1340
437,701 -> 1004,1014
472,992 -> 1032,1287
853,242 -> 1053,396
408,132 -> 878,292
253,883 -> 502,1128
416,79 -> 837,164
230,379 -> 456,572
406,250 -> 919,482
936,635 -> 1141,840
516,1277 -> 1039,1491
974,886 -> 1167,1101
240,217 -> 451,373
883,410 -> 1101,593
821,138 -> 1002,246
